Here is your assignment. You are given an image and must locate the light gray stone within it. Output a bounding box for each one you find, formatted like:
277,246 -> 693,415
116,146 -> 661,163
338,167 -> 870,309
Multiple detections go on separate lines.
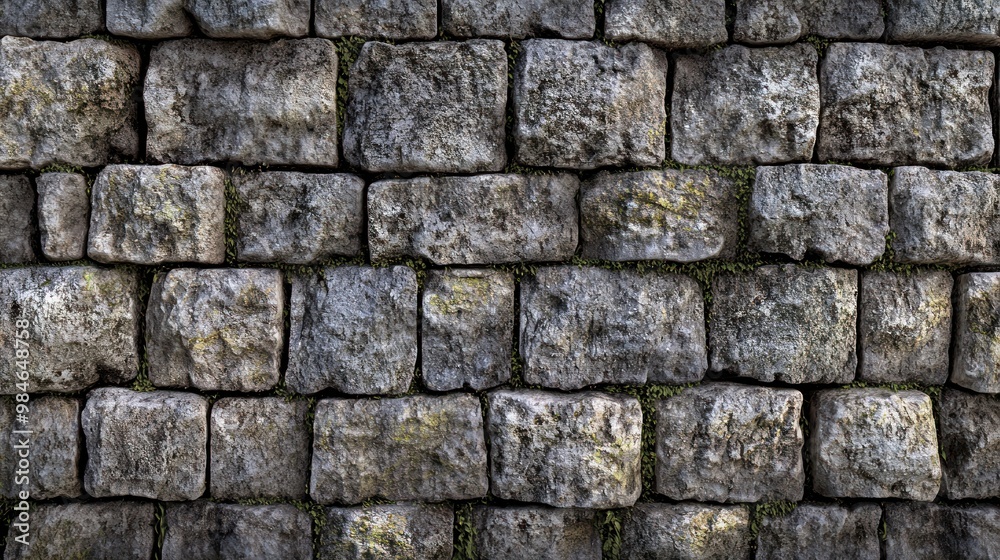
0,37 -> 139,170
0,0 -> 103,38
710,265 -> 858,384
656,384 -> 804,503
0,397 -> 80,499
286,266 -> 417,395
521,267 -> 706,389
473,506 -> 601,560
621,503 -> 751,560
749,164 -> 888,265
310,394 -> 488,504
859,271 -> 953,384
443,0 -> 594,39
321,505 -> 453,560
0,175 -> 36,263
368,174 -> 578,265
146,39 -> 338,167
514,39 -> 666,169
344,40 -> 506,173
315,0 -> 437,39
819,43 -> 994,167
757,504 -> 881,560
734,0 -> 884,44
106,0 -> 193,38
186,0 -> 310,39
605,0 -> 727,48
953,273 -> 1000,393
37,172 -> 88,261
580,169 -> 738,262
3,502 -> 154,560
422,269 -> 514,391
88,164 -> 225,265
887,0 -> 1000,45
487,390 -> 642,508
811,389 -> 941,500
885,503 -> 1000,560
162,502 -> 313,560
940,389 -> 1000,499
235,171 -> 364,264
82,388 -> 208,501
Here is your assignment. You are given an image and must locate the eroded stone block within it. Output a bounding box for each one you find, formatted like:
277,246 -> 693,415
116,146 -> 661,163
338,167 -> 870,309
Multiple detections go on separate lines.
315,0 -> 437,39
885,503 -> 1000,559
0,175 -> 36,263
605,0 -> 727,48
321,505 -> 453,559
953,273 -> 1000,393
106,0 -> 193,38
887,0 -> 1000,45
0,397 -> 81,499
186,0 -> 310,38
621,503 -> 751,560
443,0 -> 594,39
473,506 -> 601,559
734,0 -> 884,44
0,0 -> 103,38
37,172 -> 88,261
162,502 -> 312,560
757,504 -> 881,560
4,502 -> 154,560
940,389 -> 1000,499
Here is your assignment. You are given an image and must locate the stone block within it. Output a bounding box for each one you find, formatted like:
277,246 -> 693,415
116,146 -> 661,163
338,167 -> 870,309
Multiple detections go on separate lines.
3,502 -> 154,560
162,502 -> 312,560
186,0 -> 309,39
953,273 -> 1000,393
887,0 -> 1000,45
0,175 -> 36,264
106,0 -> 193,38
734,0 -> 884,44
939,389 -> 1000,499
0,0 -> 103,38
0,396 -> 80,499
473,506 -> 601,559
756,504 -> 881,560
320,505 -> 453,559
605,0 -> 727,48
621,503 -> 751,560
315,0 -> 437,39
37,172 -> 88,261
885,503 -> 1000,560
443,0 -> 594,39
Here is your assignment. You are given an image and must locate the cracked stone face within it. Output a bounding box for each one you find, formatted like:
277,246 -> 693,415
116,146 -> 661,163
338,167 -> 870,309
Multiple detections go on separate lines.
621,503 -> 752,559
472,506 -> 601,559
320,505 -> 453,560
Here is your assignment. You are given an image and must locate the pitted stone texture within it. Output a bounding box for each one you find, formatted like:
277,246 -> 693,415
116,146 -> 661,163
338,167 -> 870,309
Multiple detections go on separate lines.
186,0 -> 309,38
82,388 -> 208,501
734,0 -> 884,44
88,164 -> 225,265
287,266 -> 417,395
369,174 -> 578,265
514,39 -> 666,169
162,502 -> 313,560
321,505 -> 453,560
344,40 -> 506,173
940,389 -> 1000,499
3,502 -> 154,560
0,0 -> 103,38
757,504 -> 881,560
146,39 -> 338,167
106,0 -> 193,38
621,503 -> 751,560
887,0 -> 1000,45
710,265 -> 857,384
954,273 -> 1000,393
521,267 -> 706,389
235,171 -> 364,264
315,0 -> 437,39
819,43 -> 994,167
443,0 -> 594,39
656,384 -> 804,503
0,176 -> 36,264
422,270 -> 514,391
0,397 -> 80,499
37,172 -> 88,261
581,169 -> 739,262
487,390 -> 642,508
0,267 -> 139,392
885,503 -> 1000,560
0,37 -> 139,170
811,389 -> 941,500
749,165 -> 888,265
473,506 -> 601,559
672,44 -> 818,165
146,268 -> 284,391
310,394 -> 488,504
605,0 -> 727,48
859,271 -> 953,384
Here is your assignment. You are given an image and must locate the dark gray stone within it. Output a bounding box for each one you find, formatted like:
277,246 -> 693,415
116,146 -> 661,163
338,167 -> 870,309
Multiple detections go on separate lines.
443,0 -> 594,39
940,389 -> 1000,499
37,172 -> 88,262
186,0 -> 310,39
473,506 -> 601,560
3,502 -> 154,560
887,0 -> 1000,45
0,0 -> 103,38
162,502 -> 313,560
621,503 -> 751,560
0,397 -> 80,499
321,505 -> 453,560
106,0 -> 193,38
605,0 -> 727,48
0,175 -> 35,264
757,504 -> 881,560
734,0 -> 884,44
885,503 -> 1000,560
315,0 -> 437,39
953,273 -> 1000,393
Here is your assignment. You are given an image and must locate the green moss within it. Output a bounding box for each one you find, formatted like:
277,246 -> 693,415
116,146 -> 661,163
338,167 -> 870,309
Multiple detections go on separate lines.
749,501 -> 797,537
598,509 -> 624,560
453,504 -> 478,560
335,36 -> 367,135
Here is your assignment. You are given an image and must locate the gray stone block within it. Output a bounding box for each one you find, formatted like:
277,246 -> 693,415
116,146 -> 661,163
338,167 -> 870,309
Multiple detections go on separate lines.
344,40 -> 506,173
605,0 -> 727,48
811,389 -> 941,500
315,0 -> 437,39
37,172 -> 88,262
310,394 -> 488,504
3,502 -> 154,560
162,502 -> 312,560
953,273 -> 1000,393
514,39 -> 666,169
186,0 -> 309,39
940,389 -> 1000,499
443,0 -> 594,39
621,503 -> 752,560
756,504 -> 881,560
321,505 -> 453,560
0,0 -> 103,38
286,266 -> 417,395
520,267 -> 706,389
656,383 -> 804,503
887,0 -> 1000,45
106,0 -> 193,38
473,506 -> 601,560
734,0 -> 884,44
885,503 -> 1000,560
819,43 -> 994,167
88,164 -> 225,265
0,397 -> 80,499
487,390 -> 642,508
0,175 -> 36,264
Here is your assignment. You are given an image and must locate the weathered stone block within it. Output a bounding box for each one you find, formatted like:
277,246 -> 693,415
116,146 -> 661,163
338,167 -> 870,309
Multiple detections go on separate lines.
885,503 -> 1000,560
287,266 -> 417,395
3,502 -> 154,560
621,503 -> 751,560
82,388 -> 208,501
443,0 -> 594,39
310,394 -> 488,504
88,164 -> 225,265
940,389 -> 1000,499
605,0 -> 727,48
811,389 -> 941,500
514,39 -> 666,169
315,0 -> 437,39
953,273 -> 1000,393
422,269 -> 514,391
0,0 -> 103,38
0,37 -> 139,169
521,267 -> 706,389
106,0 -> 193,38
186,0 -> 309,38
819,43 -> 994,167
369,174 -> 577,265
344,40 -> 506,173
887,0 -> 1000,45
734,0 -> 884,44
0,175 -> 36,263
580,169 -> 738,262
656,384 -> 804,503
757,504 -> 881,560
710,265 -> 857,384
487,390 -> 642,508
146,39 -> 338,167
37,172 -> 88,261
672,44 -> 818,165
162,502 -> 312,560
321,505 -> 453,559
0,397 -> 80,499
473,506 -> 601,559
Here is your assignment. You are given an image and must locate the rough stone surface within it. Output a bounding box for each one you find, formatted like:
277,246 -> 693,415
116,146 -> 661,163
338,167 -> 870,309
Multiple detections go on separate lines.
749,164 -> 888,265
0,266 -> 139,392
315,0 -> 437,39
0,175 -> 36,264
0,0 -> 103,38
521,267 -> 707,389
580,169 -> 739,262
369,174 -> 578,265
186,0 -> 310,39
819,43 -> 994,167
953,273 -> 1000,393
939,389 -> 1000,499
88,164 -> 225,265
443,0 -> 594,39
146,39 -> 338,167
235,171 -> 364,264
0,397 -> 80,499
811,389 -> 941,500
672,44 -> 819,165
286,266 -> 417,395
3,502 -> 154,560
735,0 -> 884,44
82,388 -> 208,501
162,502 -> 312,560
146,268 -> 284,391
621,503 -> 752,560
710,265 -> 858,384
344,40 -> 506,173
321,505 -> 453,560
422,269 -> 514,391
887,0 -> 1000,45
310,394 -> 488,504
885,503 -> 1000,560
473,506 -> 601,560
757,504 -> 881,560
859,271 -> 953,384
106,0 -> 193,38
605,0 -> 727,48
0,37 -> 139,170
37,172 -> 88,261
656,384 -> 805,503
487,390 -> 642,508
514,39 -> 666,169
210,398 -> 310,501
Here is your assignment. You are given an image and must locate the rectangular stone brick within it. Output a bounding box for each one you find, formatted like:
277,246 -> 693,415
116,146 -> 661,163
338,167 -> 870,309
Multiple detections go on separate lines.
4,502 -> 154,560
162,502 -> 312,559
0,0 -> 103,38
885,503 -> 1000,559
37,172 -> 88,261
887,0 -> 1000,45
735,0 -> 884,44
321,505 -> 453,559
0,175 -> 36,263
0,396 -> 80,499
185,0 -> 309,38
473,506 -> 601,559
605,0 -> 727,48
315,0 -> 437,39
939,389 -> 1000,499
106,0 -> 192,38
443,0 -> 594,39
621,503 -> 751,559
757,504 -> 881,560
953,273 -> 1000,393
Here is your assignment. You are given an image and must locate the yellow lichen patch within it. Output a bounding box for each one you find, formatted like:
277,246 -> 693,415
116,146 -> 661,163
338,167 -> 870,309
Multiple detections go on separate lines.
348,512 -> 413,557
425,276 -> 492,314
391,410 -> 450,445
